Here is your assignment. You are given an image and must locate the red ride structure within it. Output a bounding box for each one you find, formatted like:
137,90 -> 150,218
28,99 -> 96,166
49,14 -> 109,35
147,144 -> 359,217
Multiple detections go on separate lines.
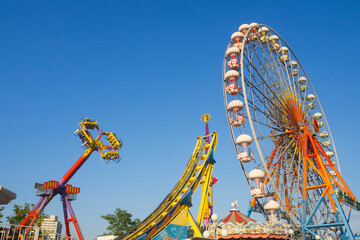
20,118 -> 123,240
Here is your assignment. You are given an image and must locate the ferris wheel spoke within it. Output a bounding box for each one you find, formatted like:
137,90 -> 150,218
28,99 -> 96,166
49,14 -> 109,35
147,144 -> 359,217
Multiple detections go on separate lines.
243,54 -> 285,108
272,41 -> 295,90
255,131 -> 290,141
248,42 -> 285,92
259,40 -> 290,90
250,108 -> 271,158
244,47 -> 276,86
289,153 -> 301,200
257,41 -> 287,85
243,114 -> 282,132
243,54 -> 298,124
270,137 -> 298,169
242,72 -> 284,123
241,95 -> 276,123
238,85 -> 281,129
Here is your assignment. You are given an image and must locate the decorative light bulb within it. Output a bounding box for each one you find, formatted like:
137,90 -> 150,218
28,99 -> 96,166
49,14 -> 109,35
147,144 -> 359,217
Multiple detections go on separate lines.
211,213 -> 219,222
203,231 -> 210,238
221,229 -> 229,237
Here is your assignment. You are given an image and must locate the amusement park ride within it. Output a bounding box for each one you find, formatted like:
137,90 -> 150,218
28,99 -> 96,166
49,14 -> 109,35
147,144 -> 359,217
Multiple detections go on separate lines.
20,116 -> 218,240
223,23 -> 359,239
116,114 -> 218,240
19,119 -> 123,240
18,23 -> 360,240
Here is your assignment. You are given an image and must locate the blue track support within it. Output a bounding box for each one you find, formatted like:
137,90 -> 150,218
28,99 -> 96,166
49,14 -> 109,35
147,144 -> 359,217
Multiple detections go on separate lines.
344,208 -> 352,236
206,150 -> 216,163
332,193 -> 355,240
307,222 -> 344,229
302,198 -> 307,240
181,189 -> 193,207
247,205 -> 253,217
304,227 -> 318,238
300,194 -> 356,239
246,201 -> 269,220
334,212 -> 346,240
305,196 -> 324,226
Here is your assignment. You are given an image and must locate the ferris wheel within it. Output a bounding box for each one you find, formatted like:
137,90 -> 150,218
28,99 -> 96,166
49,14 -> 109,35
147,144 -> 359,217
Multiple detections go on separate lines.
223,23 -> 358,239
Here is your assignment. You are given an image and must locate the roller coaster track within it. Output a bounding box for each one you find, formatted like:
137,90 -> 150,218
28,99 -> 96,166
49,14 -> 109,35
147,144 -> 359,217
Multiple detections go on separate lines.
118,131 -> 218,240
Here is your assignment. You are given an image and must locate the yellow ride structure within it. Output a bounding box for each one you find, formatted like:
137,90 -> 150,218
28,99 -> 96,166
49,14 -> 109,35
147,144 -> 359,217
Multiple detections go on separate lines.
118,126 -> 218,240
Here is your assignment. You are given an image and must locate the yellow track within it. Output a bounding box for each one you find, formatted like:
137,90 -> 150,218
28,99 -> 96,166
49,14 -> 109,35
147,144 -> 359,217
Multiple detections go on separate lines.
119,132 -> 218,240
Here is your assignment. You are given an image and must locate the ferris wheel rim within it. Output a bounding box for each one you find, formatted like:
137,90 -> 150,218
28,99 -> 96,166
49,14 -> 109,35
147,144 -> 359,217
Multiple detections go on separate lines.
222,31 -> 272,220
223,41 -> 253,188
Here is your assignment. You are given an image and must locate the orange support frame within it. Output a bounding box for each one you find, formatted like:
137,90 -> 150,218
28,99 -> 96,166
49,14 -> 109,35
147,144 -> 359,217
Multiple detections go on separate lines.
254,87 -> 357,226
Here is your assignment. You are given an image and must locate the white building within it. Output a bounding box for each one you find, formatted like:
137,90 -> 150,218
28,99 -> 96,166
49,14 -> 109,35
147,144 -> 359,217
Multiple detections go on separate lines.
97,235 -> 119,240
40,215 -> 63,240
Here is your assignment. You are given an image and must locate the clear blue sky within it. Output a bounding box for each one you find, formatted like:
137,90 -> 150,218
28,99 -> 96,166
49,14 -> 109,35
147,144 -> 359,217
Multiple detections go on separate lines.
1,1 -> 360,239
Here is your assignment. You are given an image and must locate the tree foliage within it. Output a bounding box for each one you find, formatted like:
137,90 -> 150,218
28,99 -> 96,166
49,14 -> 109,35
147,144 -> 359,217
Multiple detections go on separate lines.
101,208 -> 141,236
6,203 -> 33,225
0,206 -> 4,222
6,203 -> 46,226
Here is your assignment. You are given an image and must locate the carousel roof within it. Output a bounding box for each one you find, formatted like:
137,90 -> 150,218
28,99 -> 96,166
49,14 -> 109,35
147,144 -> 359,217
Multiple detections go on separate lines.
221,209 -> 256,225
206,204 -> 290,240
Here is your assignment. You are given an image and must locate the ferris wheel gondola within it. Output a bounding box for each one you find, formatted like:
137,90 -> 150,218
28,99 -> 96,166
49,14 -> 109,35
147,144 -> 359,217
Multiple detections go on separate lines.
223,23 -> 358,239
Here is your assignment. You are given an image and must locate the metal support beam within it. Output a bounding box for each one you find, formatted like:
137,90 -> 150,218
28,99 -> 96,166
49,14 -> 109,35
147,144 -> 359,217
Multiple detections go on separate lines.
332,193 -> 355,240
305,196 -> 324,226
302,198 -> 307,240
306,222 -> 345,229
247,205 -> 253,217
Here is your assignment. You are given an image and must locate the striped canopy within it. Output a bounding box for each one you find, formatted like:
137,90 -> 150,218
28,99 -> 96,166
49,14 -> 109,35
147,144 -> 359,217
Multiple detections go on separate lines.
221,209 -> 256,225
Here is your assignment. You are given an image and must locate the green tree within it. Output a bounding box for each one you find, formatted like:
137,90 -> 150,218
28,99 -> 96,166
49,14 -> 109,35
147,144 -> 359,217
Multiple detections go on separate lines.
101,208 -> 141,236
6,203 -> 46,226
0,206 -> 4,222
6,203 -> 33,225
